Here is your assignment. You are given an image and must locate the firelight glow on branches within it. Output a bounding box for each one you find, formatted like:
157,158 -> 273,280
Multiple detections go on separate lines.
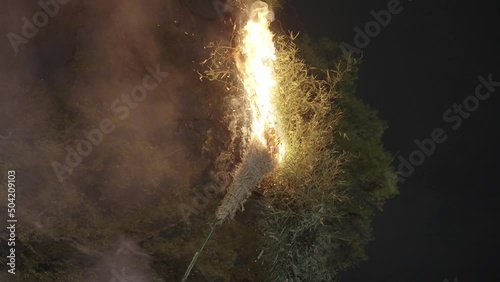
238,1 -> 285,162
183,3 -> 293,280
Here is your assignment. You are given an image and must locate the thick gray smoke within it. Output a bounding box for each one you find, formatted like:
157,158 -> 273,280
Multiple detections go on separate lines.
0,0 -> 238,280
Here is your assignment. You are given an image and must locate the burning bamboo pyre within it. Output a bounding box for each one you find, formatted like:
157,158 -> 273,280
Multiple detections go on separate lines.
183,1 -> 284,280
216,0 -> 284,222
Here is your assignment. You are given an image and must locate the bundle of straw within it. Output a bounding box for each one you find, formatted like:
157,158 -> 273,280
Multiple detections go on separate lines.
216,139 -> 275,222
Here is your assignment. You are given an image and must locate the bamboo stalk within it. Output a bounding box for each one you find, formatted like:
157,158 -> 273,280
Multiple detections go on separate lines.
181,220 -> 218,282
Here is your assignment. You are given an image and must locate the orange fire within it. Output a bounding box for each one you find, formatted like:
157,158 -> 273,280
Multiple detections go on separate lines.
238,1 -> 285,162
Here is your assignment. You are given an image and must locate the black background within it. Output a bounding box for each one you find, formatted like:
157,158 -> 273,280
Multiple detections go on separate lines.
283,0 -> 500,281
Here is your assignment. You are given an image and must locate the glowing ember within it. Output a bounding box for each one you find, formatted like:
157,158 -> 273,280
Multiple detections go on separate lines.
238,1 -> 285,162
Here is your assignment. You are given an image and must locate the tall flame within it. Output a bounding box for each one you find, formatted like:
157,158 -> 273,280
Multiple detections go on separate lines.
239,1 -> 285,161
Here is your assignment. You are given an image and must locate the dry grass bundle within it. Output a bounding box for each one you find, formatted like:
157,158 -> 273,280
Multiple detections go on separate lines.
216,139 -> 275,222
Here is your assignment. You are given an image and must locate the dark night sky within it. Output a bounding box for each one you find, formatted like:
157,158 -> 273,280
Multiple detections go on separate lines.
283,0 -> 500,281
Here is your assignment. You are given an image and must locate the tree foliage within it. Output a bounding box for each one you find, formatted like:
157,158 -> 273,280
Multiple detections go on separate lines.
256,33 -> 398,281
